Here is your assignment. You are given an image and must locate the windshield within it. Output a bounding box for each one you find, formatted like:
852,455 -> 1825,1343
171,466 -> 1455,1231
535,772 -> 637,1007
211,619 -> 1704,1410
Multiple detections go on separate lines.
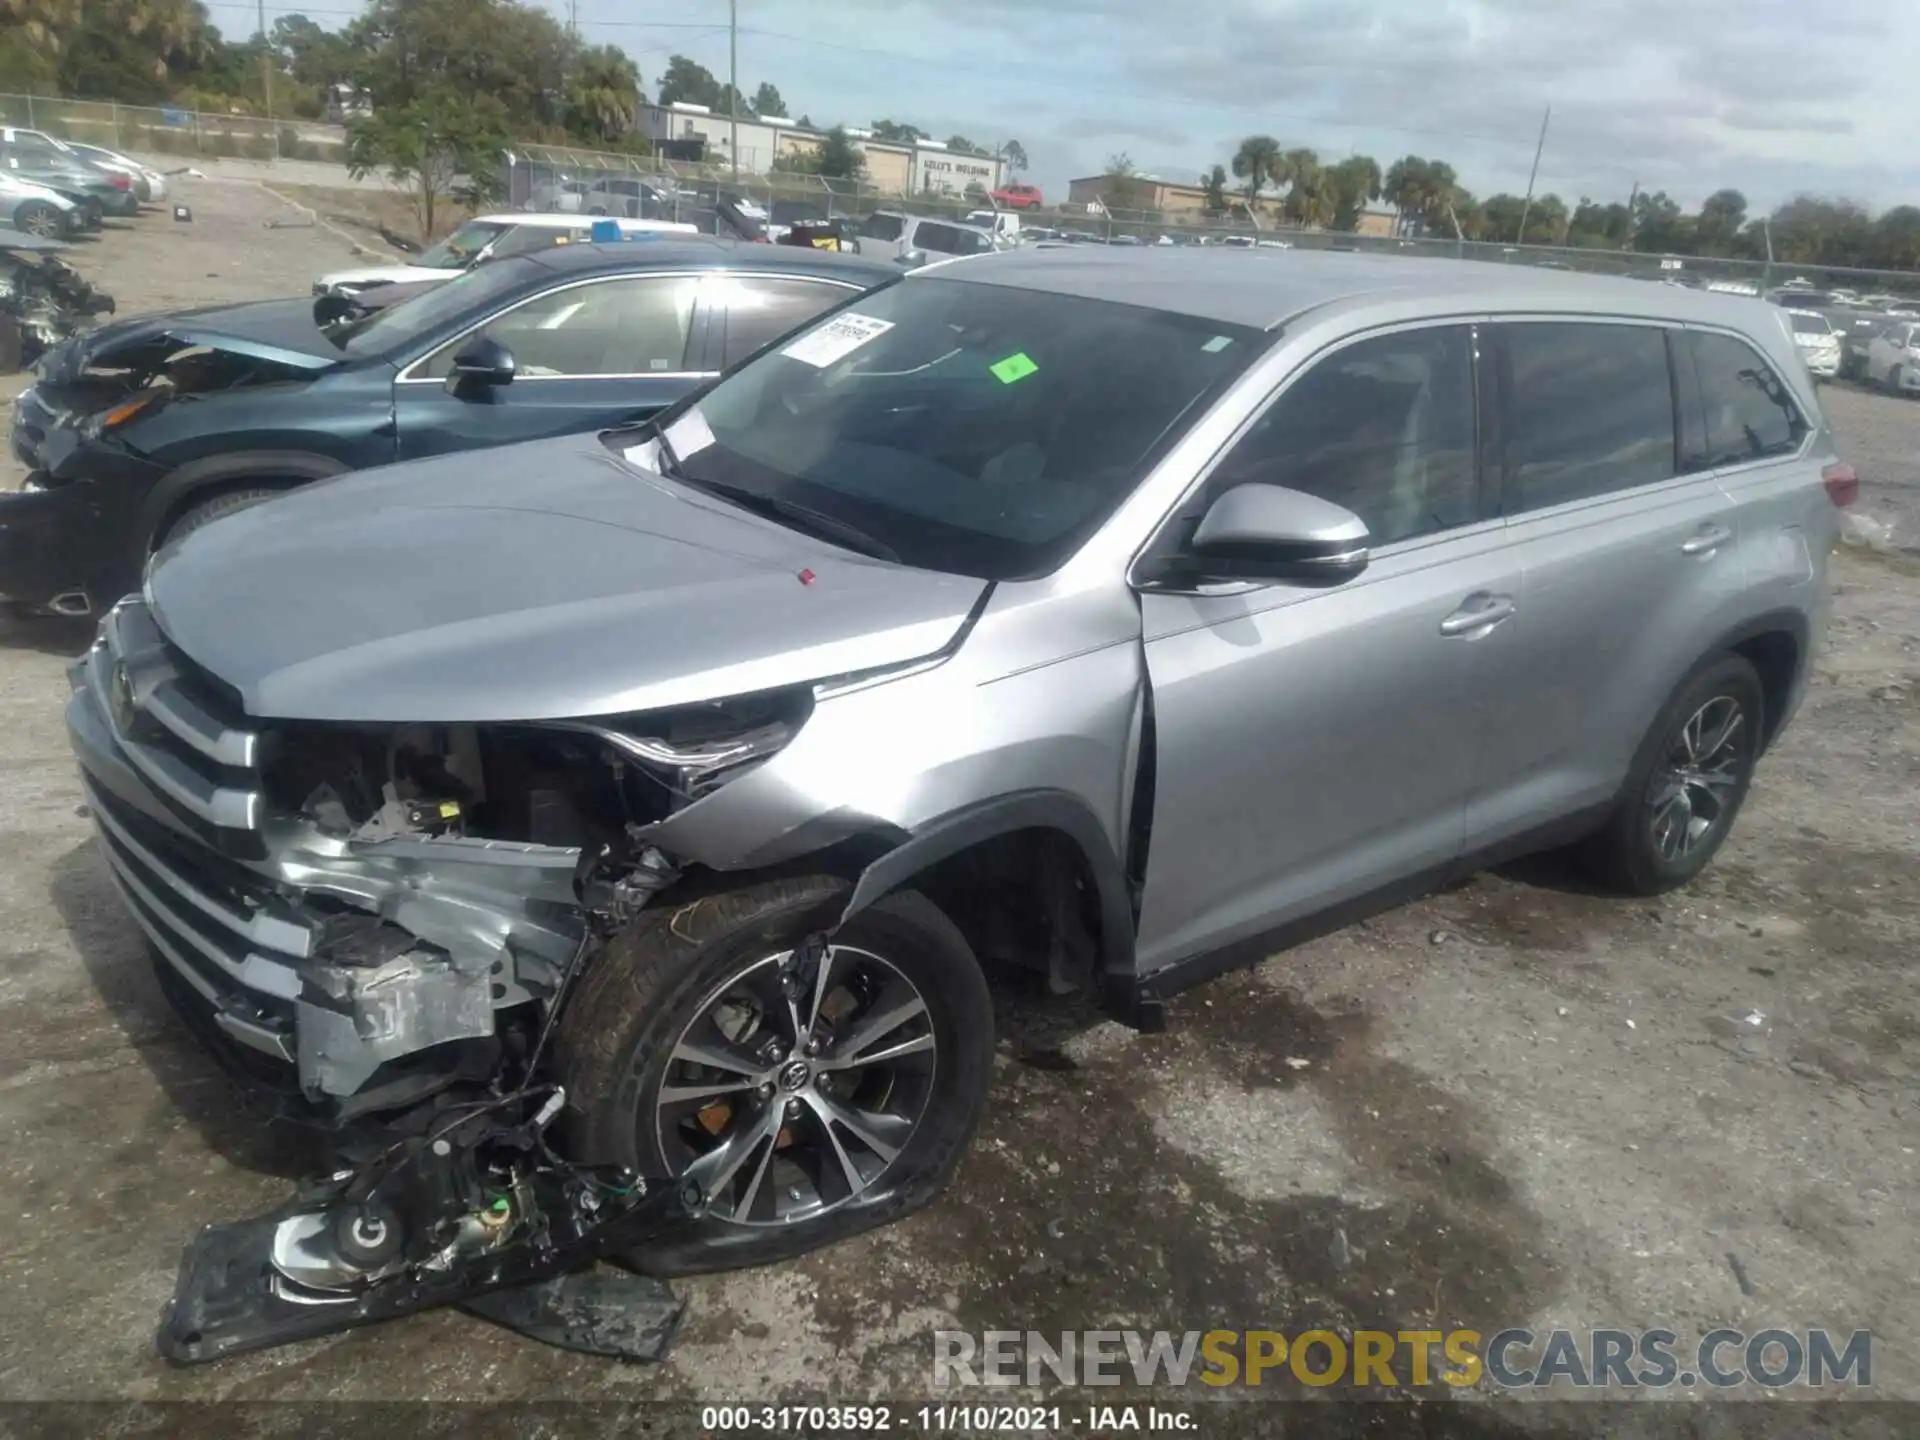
656,277 -> 1266,579
335,255 -> 544,356
859,213 -> 906,241
1791,313 -> 1833,336
414,220 -> 513,270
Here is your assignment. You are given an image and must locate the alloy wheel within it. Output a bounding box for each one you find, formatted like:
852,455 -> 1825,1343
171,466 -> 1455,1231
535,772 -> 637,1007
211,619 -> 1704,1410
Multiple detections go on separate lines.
653,945 -> 938,1227
20,207 -> 61,239
1645,694 -> 1747,863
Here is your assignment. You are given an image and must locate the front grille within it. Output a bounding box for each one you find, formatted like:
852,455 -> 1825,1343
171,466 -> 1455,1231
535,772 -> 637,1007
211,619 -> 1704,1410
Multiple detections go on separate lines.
10,387 -> 55,468
86,600 -> 266,854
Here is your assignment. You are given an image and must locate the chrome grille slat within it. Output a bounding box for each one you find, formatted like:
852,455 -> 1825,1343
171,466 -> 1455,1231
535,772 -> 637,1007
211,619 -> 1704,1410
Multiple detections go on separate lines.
80,773 -> 311,957
91,601 -> 263,834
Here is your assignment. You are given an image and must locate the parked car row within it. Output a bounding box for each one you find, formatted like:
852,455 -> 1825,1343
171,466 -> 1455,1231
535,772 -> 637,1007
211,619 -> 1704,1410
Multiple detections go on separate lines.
6,244 -> 1850,1364
1,126 -> 164,239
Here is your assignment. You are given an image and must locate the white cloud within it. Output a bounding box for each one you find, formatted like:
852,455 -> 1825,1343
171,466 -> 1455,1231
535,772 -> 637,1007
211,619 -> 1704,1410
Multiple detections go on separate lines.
558,0 -> 1918,210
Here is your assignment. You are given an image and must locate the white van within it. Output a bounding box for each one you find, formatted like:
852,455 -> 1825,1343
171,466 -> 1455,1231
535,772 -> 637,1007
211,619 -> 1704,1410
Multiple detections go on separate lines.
964,209 -> 1021,246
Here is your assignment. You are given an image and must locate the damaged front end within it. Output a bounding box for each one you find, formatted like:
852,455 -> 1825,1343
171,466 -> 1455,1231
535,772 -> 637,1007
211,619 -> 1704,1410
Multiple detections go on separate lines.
0,243 -> 114,371
66,596 -> 805,1360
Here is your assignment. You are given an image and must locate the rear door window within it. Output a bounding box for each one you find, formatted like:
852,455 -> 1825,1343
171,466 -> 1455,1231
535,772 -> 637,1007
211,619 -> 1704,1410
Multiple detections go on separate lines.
1498,322 -> 1676,513
1688,331 -> 1808,467
716,276 -> 860,368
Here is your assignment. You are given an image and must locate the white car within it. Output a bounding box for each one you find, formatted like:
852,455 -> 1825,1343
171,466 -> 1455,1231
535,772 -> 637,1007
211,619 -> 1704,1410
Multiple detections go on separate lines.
1865,320 -> 1920,394
314,213 -> 698,295
1786,309 -> 1841,379
0,171 -> 80,238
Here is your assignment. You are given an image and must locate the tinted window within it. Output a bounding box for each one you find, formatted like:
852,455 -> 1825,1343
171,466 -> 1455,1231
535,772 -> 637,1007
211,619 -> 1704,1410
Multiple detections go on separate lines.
860,213 -> 905,241
719,276 -> 856,367
420,275 -> 697,378
1789,312 -> 1831,335
1208,326 -> 1479,545
914,222 -> 965,253
1501,323 -> 1675,512
1689,331 -> 1808,467
663,277 -> 1263,578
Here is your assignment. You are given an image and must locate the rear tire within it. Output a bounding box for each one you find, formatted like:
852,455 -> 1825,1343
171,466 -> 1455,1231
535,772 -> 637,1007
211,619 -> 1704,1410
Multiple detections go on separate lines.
554,875 -> 994,1277
157,486 -> 285,549
1577,654 -> 1764,895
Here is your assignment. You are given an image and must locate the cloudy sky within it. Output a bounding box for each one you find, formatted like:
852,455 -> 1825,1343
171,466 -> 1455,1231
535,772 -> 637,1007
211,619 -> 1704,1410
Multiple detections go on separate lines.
214,0 -> 1920,212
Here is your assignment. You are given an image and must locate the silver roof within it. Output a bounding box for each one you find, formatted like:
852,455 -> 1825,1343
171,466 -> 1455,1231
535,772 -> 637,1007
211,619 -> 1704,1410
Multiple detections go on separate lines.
923,245 -> 1780,333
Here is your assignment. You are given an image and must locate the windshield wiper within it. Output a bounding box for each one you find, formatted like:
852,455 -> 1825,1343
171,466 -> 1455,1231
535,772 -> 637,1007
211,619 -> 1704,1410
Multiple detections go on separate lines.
655,446 -> 899,563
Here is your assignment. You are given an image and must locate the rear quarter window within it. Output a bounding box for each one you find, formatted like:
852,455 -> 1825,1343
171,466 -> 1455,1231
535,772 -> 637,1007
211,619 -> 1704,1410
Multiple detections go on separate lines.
1688,330 -> 1808,467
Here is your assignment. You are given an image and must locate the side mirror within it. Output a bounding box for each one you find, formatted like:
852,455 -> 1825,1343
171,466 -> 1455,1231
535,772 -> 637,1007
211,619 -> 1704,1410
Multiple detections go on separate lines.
446,336 -> 515,393
1182,483 -> 1370,586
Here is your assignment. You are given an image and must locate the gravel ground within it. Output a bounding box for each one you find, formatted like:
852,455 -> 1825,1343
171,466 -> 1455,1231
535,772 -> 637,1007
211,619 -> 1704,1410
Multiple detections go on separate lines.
1,180 -> 1916,1430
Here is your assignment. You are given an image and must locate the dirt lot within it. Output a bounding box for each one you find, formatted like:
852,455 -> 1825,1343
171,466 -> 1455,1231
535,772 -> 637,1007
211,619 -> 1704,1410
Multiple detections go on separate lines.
1,177 -> 1917,1429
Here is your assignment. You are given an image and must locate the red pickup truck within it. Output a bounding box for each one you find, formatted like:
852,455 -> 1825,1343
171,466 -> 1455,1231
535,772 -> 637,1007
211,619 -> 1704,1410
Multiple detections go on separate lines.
990,183 -> 1043,210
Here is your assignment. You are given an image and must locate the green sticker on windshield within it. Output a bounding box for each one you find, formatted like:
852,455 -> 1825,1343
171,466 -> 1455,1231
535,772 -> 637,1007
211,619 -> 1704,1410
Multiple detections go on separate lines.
990,352 -> 1039,384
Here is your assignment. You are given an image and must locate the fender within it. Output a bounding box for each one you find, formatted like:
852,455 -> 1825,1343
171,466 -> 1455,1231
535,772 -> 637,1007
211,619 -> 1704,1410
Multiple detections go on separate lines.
1679,605 -> 1810,750
838,788 -> 1146,1024
135,450 -> 354,553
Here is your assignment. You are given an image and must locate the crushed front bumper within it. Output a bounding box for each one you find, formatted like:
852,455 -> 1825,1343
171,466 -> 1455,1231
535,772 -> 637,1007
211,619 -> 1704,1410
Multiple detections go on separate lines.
67,599 -> 590,1113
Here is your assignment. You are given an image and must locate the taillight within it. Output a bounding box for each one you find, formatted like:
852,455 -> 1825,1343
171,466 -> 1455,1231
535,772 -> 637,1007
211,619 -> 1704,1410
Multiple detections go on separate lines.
109,173 -> 130,190
1823,461 -> 1858,507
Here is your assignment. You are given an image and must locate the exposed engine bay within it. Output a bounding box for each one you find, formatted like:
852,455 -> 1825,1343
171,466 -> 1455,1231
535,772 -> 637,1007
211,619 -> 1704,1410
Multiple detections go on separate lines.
0,244 -> 114,372
119,666 -> 811,1363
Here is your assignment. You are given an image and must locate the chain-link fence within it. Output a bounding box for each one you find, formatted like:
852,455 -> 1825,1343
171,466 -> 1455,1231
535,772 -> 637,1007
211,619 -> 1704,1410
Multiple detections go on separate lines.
0,92 -> 348,164
505,142 -> 1003,227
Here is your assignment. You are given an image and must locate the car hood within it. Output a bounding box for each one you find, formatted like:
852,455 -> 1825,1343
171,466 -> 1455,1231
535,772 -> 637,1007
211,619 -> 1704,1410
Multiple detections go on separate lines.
320,263 -> 461,289
39,297 -> 344,380
146,435 -> 987,723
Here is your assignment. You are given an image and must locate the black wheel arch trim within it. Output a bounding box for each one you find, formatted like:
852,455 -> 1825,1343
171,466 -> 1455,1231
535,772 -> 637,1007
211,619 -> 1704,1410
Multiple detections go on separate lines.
1698,606 -> 1810,749
837,788 -> 1143,1021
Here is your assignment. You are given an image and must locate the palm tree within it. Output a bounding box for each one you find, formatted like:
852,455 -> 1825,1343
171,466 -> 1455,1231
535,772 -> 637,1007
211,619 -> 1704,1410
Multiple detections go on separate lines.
1231,134 -> 1281,210
1278,147 -> 1324,226
117,0 -> 216,77
566,42 -> 640,141
1201,163 -> 1229,216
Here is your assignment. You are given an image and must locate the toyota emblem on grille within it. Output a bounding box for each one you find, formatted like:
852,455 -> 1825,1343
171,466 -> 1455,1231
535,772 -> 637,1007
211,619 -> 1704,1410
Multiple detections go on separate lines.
109,662 -> 138,734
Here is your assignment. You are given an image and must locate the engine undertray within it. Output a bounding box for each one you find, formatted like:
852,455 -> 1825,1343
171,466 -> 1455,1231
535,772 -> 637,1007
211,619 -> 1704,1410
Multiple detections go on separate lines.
157,1175 -> 699,1365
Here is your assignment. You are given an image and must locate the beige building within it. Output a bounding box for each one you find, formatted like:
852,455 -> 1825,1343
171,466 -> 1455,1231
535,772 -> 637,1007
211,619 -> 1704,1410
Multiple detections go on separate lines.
1066,175 -> 1281,222
638,103 -> 1000,197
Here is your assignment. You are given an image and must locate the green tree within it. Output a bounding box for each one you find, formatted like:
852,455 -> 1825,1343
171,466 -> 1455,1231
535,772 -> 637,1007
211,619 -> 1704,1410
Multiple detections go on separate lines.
1278,147 -> 1324,225
1201,163 -> 1229,216
1100,151 -> 1146,212
1567,196 -> 1632,248
1001,138 -> 1028,175
750,81 -> 786,117
1872,206 -> 1920,269
869,118 -> 928,143
272,13 -> 355,88
346,88 -> 509,238
565,42 -> 639,142
1323,154 -> 1381,231
1230,134 -> 1281,208
657,52 -> 721,107
348,0 -> 571,131
1694,188 -> 1747,254
944,134 -> 991,157
814,124 -> 865,180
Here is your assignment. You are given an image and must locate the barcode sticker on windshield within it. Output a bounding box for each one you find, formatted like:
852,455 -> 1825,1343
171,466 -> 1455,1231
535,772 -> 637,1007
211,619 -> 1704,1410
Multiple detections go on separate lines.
782,314 -> 895,368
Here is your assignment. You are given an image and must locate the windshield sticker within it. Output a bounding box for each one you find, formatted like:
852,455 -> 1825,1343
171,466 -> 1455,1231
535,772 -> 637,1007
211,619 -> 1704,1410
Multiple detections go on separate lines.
989,351 -> 1040,384
782,314 -> 895,368
1202,335 -> 1234,353
663,407 -> 715,459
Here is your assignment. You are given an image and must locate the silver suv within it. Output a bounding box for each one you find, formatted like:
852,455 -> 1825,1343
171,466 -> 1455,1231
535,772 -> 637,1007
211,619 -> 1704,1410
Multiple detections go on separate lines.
67,251 -> 1846,1322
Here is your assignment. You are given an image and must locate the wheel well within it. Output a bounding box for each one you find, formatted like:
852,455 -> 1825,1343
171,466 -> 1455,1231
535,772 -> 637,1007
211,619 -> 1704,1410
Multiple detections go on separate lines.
153,477 -> 295,551
908,827 -> 1106,994
1730,629 -> 1799,750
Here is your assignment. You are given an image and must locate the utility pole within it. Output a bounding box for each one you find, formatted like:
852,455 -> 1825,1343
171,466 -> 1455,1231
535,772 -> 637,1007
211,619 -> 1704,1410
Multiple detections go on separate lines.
258,0 -> 273,120
1514,104 -> 1551,244
728,0 -> 740,182
567,0 -> 577,37
1624,179 -> 1639,250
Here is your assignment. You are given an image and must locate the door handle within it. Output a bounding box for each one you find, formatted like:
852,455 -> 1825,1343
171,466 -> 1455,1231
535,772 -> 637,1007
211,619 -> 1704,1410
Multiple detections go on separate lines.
1680,524 -> 1734,556
1438,593 -> 1516,637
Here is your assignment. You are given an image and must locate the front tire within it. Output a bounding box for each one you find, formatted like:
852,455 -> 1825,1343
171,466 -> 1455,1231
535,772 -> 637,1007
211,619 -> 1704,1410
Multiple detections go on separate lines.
157,485 -> 284,549
1578,654 -> 1764,895
555,876 -> 994,1276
